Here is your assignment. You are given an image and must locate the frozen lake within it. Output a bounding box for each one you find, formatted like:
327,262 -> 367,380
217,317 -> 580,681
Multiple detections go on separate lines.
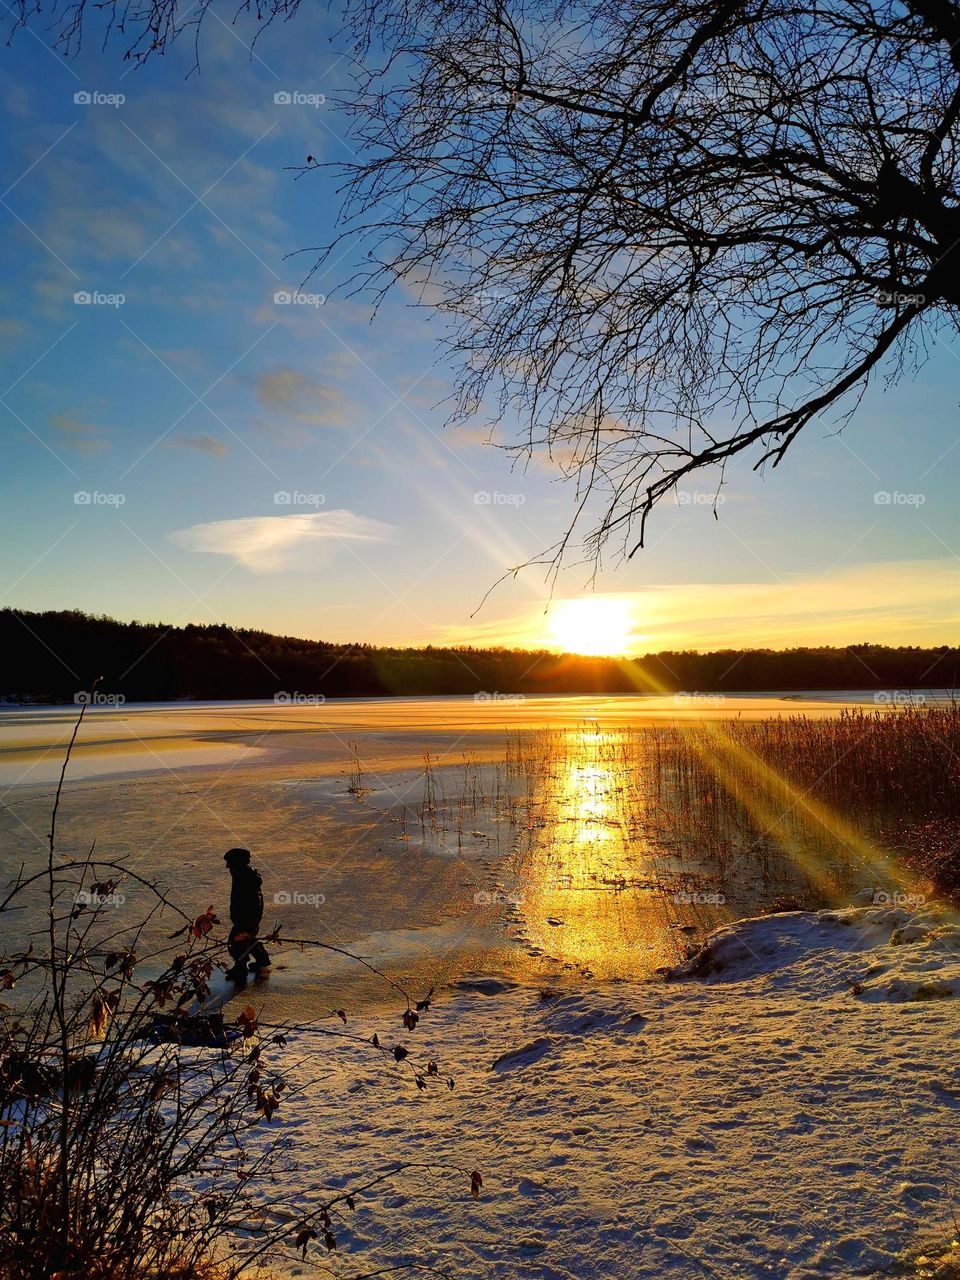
0,693 -> 942,1017
0,690 -> 912,786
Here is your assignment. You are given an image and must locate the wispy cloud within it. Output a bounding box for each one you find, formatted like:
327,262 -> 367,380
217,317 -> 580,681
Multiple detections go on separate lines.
169,511 -> 394,572
253,365 -> 349,428
167,431 -> 230,457
49,413 -> 111,454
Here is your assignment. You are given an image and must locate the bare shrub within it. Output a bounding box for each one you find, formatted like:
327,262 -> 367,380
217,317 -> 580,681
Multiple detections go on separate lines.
0,701 -> 469,1280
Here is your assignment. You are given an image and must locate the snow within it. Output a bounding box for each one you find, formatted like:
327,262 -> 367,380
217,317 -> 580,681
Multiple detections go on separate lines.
242,906 -> 960,1279
670,906 -> 960,1002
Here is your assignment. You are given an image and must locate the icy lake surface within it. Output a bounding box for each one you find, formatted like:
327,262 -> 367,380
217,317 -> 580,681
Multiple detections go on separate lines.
0,693 -> 946,1018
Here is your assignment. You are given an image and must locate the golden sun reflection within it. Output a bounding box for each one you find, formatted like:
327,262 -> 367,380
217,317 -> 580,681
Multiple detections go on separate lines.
514,730 -> 681,977
507,718 -> 933,981
569,764 -> 614,844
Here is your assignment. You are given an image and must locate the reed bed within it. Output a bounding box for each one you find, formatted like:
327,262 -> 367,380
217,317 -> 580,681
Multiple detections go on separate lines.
669,704 -> 960,815
361,704 -> 960,922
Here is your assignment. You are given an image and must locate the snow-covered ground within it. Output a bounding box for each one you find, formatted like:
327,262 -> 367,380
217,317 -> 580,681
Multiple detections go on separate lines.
253,906 -> 960,1280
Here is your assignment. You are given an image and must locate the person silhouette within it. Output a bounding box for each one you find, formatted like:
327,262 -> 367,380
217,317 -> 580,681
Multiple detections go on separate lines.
223,847 -> 271,980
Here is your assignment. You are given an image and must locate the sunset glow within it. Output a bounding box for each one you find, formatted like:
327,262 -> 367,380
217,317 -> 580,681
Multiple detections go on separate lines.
547,597 -> 636,656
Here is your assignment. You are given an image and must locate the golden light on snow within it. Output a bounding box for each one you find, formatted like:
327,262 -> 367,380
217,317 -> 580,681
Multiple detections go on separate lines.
547,596 -> 636,656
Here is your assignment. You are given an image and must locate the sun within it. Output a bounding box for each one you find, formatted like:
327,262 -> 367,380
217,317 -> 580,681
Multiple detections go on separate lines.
547,597 -> 636,657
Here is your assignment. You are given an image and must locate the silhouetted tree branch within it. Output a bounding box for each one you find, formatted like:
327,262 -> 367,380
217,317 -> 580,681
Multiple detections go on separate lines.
313,0 -> 960,570
13,0 -> 960,570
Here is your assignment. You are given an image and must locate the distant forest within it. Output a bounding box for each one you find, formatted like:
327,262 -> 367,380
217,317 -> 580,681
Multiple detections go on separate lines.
2,608 -> 959,703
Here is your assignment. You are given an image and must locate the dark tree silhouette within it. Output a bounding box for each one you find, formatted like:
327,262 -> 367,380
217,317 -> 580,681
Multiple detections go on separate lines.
13,0 -> 960,567
3,607 -> 959,697
317,0 -> 960,570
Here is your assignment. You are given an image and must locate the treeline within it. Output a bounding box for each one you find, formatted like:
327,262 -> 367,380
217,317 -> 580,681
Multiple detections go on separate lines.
2,608 -> 959,702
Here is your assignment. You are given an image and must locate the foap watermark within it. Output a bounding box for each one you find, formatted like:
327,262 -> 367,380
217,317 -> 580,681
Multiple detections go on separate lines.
273,90 -> 326,107
674,692 -> 727,707
872,889 -> 926,908
75,691 -> 125,707
274,692 -> 326,706
474,889 -> 524,906
875,289 -> 926,309
474,490 -> 526,506
825,86 -> 934,112
466,86 -> 521,108
674,490 -> 726,507
474,692 -> 526,703
673,889 -> 726,906
874,490 -> 926,506
74,90 -> 125,108
465,86 -> 551,118
273,889 -> 326,907
74,491 -> 126,506
472,288 -> 519,306
874,690 -> 927,706
274,490 -> 325,507
74,290 -> 125,308
274,289 -> 325,307
75,888 -> 126,907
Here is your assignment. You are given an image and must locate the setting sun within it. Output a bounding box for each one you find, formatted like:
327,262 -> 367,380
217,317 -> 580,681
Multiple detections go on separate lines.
547,597 -> 636,656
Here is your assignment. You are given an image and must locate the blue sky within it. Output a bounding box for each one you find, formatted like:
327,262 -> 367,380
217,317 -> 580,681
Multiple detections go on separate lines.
2,7 -> 959,654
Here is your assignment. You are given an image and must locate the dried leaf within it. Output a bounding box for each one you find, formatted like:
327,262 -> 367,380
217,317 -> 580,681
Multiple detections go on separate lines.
88,994 -> 110,1039
190,906 -> 219,939
294,1228 -> 317,1259
237,1005 -> 258,1038
255,1085 -> 280,1121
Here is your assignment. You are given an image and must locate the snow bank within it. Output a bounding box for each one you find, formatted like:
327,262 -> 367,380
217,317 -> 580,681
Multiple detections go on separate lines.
244,905 -> 960,1279
669,905 -> 960,1003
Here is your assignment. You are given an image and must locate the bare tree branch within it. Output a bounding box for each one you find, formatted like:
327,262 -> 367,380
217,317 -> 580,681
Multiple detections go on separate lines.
13,0 -> 960,573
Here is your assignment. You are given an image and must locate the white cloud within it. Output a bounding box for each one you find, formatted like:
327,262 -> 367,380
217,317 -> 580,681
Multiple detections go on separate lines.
169,511 -> 394,572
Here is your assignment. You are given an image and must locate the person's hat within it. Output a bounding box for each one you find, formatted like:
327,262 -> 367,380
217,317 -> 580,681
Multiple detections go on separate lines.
223,847 -> 251,865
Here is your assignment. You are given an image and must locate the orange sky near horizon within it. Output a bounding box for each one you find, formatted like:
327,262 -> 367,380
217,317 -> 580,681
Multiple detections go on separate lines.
418,558 -> 960,657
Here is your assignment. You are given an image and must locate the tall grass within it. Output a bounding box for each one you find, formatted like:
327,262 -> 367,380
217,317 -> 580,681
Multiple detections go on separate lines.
658,705 -> 960,895
368,704 -> 960,923
674,705 -> 960,815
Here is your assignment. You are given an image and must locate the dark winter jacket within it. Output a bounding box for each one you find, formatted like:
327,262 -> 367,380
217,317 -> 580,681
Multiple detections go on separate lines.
228,865 -> 264,930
